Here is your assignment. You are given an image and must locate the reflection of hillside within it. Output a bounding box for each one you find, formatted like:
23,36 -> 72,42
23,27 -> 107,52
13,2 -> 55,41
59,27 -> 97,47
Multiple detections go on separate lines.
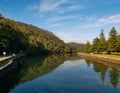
19,55 -> 71,82
85,59 -> 120,88
0,55 -> 72,93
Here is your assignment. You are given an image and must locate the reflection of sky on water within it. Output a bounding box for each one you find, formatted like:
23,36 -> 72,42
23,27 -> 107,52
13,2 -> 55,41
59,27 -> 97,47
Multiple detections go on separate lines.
54,59 -> 84,71
10,59 -> 120,93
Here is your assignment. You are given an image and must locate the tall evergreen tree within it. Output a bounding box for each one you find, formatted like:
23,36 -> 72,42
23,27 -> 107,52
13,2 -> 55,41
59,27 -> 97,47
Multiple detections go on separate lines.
107,27 -> 118,52
116,35 -> 120,52
93,37 -> 100,53
99,29 -> 107,53
84,41 -> 92,53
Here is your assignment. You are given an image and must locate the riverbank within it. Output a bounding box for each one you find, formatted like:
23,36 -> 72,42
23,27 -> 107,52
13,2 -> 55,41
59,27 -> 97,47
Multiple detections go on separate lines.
0,54 -> 25,70
0,56 -> 12,62
78,53 -> 120,68
0,54 -> 25,78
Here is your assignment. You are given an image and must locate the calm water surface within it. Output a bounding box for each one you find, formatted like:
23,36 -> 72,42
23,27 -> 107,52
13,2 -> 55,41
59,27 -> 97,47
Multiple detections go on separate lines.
0,55 -> 120,93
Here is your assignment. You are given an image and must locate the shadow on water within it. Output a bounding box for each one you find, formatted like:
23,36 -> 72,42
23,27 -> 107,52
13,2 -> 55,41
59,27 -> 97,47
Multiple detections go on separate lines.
0,54 -> 74,93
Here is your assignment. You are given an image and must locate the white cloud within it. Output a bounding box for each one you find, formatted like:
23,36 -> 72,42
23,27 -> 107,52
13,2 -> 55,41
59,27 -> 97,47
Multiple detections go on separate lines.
75,14 -> 120,29
66,5 -> 85,12
54,32 -> 82,43
27,0 -> 120,43
46,15 -> 79,23
46,23 -> 63,27
27,0 -> 86,14
45,14 -> 120,43
81,23 -> 100,28
98,14 -> 120,24
36,0 -> 68,12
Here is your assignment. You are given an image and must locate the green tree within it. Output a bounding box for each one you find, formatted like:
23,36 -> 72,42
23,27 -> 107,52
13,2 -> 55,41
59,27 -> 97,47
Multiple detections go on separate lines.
84,41 -> 92,53
93,37 -> 100,53
99,29 -> 107,53
0,23 -> 28,54
107,27 -> 118,52
116,35 -> 120,52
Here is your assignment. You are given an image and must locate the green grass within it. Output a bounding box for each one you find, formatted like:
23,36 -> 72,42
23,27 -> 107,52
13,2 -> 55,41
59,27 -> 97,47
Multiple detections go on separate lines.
78,52 -> 120,60
0,56 -> 11,61
90,54 -> 120,60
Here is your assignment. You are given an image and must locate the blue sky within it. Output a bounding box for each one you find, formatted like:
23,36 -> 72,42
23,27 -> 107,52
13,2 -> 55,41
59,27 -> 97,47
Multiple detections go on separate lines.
0,0 -> 120,43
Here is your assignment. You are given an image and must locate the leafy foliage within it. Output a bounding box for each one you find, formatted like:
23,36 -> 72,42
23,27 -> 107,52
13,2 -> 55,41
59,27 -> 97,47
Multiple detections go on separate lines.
116,35 -> 120,52
67,42 -> 85,52
85,27 -> 120,53
0,14 -> 72,55
84,41 -> 92,53
108,27 -> 118,52
99,29 -> 107,52
93,37 -> 100,53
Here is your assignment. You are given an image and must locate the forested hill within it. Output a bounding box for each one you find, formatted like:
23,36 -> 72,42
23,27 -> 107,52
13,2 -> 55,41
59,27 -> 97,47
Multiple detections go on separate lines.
67,42 -> 85,52
0,14 -> 72,55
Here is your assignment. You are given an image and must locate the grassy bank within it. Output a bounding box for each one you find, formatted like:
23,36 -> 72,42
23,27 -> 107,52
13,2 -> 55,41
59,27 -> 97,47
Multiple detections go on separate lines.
78,53 -> 120,70
89,54 -> 120,60
78,53 -> 120,64
0,56 -> 11,62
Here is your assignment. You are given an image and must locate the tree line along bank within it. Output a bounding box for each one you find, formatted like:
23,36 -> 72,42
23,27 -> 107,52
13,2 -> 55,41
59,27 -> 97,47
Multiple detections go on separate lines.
84,27 -> 120,54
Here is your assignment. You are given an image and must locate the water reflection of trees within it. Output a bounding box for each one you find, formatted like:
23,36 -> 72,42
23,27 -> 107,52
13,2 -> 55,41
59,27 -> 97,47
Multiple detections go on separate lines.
109,68 -> 120,88
19,55 -> 72,82
85,59 -> 120,88
0,54 -> 72,93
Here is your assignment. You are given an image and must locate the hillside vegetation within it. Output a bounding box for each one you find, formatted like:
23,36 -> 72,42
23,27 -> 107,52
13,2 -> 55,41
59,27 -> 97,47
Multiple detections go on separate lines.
0,14 -> 72,55
67,42 -> 85,52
